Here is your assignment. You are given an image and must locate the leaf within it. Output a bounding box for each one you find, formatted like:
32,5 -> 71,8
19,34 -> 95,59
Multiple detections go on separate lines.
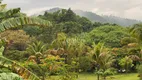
0,46 -> 4,56
0,56 -> 41,80
0,17 -> 52,32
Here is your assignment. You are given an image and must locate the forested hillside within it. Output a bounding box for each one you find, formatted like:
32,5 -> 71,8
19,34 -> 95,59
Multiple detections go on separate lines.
35,7 -> 141,26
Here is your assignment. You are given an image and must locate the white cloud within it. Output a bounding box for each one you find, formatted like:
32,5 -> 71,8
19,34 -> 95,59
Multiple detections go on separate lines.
3,0 -> 30,4
124,7 -> 142,20
23,6 -> 68,16
3,0 -> 142,20
23,7 -> 52,16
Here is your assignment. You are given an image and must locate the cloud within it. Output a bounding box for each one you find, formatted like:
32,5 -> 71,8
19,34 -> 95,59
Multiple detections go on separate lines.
91,0 -> 142,20
23,7 -> 51,16
124,7 -> 142,20
3,0 -> 31,4
3,0 -> 142,20
23,6 -> 67,16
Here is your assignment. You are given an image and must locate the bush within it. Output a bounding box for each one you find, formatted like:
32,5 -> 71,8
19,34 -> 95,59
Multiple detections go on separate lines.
137,65 -> 142,80
119,56 -> 134,73
5,50 -> 29,61
79,56 -> 92,72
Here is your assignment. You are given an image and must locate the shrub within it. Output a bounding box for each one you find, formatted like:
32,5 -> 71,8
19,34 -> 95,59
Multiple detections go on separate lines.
137,65 -> 142,80
79,56 -> 92,72
5,50 -> 29,61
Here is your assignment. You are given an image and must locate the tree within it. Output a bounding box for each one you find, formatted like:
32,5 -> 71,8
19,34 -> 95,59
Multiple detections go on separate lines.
61,8 -> 77,22
121,37 -> 137,46
104,31 -> 129,47
58,21 -> 82,36
51,33 -> 88,66
89,25 -> 129,47
37,24 -> 62,43
0,30 -> 30,51
77,17 -> 93,32
130,23 -> 142,43
23,26 -> 42,36
92,43 -> 114,80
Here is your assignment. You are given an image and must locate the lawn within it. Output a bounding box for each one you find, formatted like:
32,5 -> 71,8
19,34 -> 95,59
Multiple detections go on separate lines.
49,73 -> 139,80
78,73 -> 139,80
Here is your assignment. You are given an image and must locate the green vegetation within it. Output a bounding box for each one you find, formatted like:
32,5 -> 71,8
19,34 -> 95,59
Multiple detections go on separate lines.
79,73 -> 139,80
0,1 -> 142,80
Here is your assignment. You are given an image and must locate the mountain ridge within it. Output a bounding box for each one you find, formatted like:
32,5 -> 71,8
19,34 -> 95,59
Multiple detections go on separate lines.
34,7 -> 141,26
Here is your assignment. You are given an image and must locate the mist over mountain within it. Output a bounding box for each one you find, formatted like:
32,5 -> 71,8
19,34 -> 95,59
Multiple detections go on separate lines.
35,7 -> 141,26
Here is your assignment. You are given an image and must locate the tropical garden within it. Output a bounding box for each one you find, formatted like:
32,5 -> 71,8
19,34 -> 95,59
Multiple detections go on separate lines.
0,0 -> 142,80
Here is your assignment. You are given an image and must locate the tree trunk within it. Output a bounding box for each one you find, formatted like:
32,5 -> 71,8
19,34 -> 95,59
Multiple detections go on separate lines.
103,76 -> 106,80
42,76 -> 45,80
97,65 -> 100,80
97,74 -> 100,80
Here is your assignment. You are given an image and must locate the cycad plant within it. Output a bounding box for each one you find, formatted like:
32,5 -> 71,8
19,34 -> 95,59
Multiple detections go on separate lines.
26,41 -> 47,64
27,41 -> 47,55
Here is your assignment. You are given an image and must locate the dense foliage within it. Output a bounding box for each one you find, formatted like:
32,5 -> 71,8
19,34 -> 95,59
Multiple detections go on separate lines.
0,1 -> 142,80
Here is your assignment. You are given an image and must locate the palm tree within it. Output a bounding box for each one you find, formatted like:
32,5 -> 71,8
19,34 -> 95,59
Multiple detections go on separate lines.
92,43 -> 114,80
52,33 -> 86,64
130,23 -> 142,43
129,25 -> 142,69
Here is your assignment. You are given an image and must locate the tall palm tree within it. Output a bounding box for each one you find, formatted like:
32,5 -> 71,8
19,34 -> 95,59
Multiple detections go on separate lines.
92,43 -> 114,80
51,33 -> 86,64
130,23 -> 142,43
129,24 -> 142,63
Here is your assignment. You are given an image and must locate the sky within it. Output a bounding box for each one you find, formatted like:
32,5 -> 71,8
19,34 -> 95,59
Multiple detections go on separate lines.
3,0 -> 142,20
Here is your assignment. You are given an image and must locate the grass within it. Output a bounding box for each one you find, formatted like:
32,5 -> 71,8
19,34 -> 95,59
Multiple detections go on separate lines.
49,73 -> 139,80
78,73 -> 139,80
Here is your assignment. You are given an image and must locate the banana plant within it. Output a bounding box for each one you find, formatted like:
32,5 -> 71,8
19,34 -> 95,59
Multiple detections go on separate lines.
0,40 -> 41,80
0,73 -> 23,80
0,56 -> 40,80
0,46 -> 4,56
0,1 -> 53,80
0,17 -> 52,32
0,1 -> 52,32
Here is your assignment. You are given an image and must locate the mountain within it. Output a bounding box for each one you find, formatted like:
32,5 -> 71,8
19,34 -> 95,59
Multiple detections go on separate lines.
73,10 -> 106,22
73,10 -> 140,26
102,15 -> 140,26
35,7 -> 141,26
